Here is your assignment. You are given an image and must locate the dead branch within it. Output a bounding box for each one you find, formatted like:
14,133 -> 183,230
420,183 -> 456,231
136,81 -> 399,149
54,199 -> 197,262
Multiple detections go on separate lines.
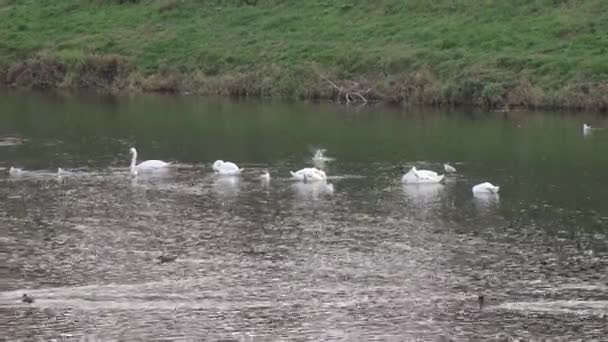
349,92 -> 368,103
319,74 -> 370,105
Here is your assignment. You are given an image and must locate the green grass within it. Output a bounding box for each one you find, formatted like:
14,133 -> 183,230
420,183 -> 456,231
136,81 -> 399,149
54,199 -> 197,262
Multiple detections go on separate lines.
1,0 -> 608,108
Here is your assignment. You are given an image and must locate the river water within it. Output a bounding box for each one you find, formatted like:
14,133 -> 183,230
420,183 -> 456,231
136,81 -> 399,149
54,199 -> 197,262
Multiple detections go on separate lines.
0,91 -> 607,341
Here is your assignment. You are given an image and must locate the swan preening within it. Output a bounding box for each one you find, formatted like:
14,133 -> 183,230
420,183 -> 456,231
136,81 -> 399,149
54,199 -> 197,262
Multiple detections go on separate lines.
213,160 -> 242,175
290,165 -> 333,198
290,167 -> 327,182
129,147 -> 170,175
472,182 -> 500,194
401,167 -> 445,184
444,163 -> 456,173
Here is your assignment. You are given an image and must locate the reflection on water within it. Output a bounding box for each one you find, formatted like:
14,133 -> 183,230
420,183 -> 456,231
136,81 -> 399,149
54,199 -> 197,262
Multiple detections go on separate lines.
213,175 -> 241,200
402,183 -> 445,202
473,192 -> 500,210
292,181 -> 334,201
0,91 -> 607,341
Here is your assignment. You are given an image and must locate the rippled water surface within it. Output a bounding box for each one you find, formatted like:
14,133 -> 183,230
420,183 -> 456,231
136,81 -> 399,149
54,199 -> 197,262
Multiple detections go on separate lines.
1,91 -> 607,341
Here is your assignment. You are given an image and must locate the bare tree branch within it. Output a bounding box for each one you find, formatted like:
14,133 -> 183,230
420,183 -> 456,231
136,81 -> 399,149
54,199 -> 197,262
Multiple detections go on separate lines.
350,92 -> 367,103
317,73 -> 370,105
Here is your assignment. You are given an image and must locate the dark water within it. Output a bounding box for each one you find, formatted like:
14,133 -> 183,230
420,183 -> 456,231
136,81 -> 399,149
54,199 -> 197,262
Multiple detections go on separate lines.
0,91 -> 607,341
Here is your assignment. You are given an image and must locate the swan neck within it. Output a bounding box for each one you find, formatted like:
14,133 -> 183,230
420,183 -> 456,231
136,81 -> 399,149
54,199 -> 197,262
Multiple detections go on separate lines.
130,150 -> 137,169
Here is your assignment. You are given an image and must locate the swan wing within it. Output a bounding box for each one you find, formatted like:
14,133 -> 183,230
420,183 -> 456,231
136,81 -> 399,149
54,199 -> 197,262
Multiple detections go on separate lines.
137,160 -> 169,170
473,182 -> 499,193
416,169 -> 439,178
291,168 -> 310,180
403,168 -> 443,183
217,161 -> 240,175
401,168 -> 419,183
417,174 -> 444,183
311,168 -> 327,181
290,170 -> 302,180
308,173 -> 324,182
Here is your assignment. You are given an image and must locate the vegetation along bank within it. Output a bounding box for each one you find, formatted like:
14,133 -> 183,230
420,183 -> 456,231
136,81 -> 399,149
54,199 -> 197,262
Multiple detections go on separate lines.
1,0 -> 607,110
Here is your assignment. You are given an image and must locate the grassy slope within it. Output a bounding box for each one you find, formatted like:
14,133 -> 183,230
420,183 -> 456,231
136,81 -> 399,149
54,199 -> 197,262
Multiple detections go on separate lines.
1,0 -> 607,107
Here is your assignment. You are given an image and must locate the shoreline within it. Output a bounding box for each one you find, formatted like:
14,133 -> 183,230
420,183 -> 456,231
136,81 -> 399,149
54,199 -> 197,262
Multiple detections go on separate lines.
2,55 -> 607,112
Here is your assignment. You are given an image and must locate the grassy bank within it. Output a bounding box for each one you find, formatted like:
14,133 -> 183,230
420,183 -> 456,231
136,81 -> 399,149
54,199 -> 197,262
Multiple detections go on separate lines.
1,0 -> 608,109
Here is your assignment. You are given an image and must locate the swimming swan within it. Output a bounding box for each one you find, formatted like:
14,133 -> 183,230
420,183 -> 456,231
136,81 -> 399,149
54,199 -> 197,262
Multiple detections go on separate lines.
472,182 -> 500,194
401,167 -> 444,184
212,160 -> 242,175
260,171 -> 270,182
129,147 -> 170,174
444,163 -> 457,173
57,168 -> 74,176
583,123 -> 592,135
9,167 -> 24,176
290,167 -> 327,182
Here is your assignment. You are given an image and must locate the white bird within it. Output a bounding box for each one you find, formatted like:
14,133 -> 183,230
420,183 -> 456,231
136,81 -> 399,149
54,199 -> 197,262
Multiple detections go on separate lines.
472,182 -> 500,194
444,163 -> 457,173
260,171 -> 270,182
8,167 -> 23,176
583,123 -> 592,135
401,167 -> 444,184
57,168 -> 72,176
129,147 -> 170,174
290,167 -> 327,182
212,160 -> 242,175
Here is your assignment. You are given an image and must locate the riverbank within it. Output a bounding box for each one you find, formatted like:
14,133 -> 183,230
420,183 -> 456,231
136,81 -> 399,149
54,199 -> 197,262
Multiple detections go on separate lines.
1,0 -> 607,110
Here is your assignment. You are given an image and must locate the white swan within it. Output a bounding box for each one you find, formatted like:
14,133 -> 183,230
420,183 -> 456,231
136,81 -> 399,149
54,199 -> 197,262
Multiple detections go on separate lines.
212,160 -> 242,175
129,147 -> 170,174
290,167 -> 327,182
9,167 -> 23,176
472,182 -> 500,194
260,171 -> 270,182
583,123 -> 592,135
57,168 -> 73,176
444,163 -> 456,173
401,167 -> 444,184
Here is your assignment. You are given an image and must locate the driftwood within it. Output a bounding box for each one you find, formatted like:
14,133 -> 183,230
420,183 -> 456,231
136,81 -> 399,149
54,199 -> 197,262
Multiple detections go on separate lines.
319,74 -> 370,105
